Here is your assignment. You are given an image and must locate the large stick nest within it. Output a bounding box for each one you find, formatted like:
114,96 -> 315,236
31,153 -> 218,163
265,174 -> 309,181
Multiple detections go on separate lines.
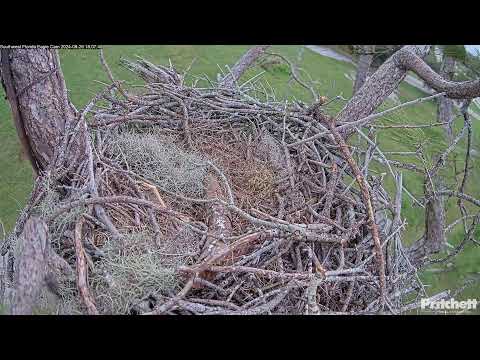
2,56 -> 423,315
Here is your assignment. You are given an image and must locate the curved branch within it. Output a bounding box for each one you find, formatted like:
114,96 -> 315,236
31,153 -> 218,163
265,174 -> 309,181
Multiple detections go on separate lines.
395,51 -> 480,99
338,45 -> 480,136
336,45 -> 431,129
264,51 -> 319,101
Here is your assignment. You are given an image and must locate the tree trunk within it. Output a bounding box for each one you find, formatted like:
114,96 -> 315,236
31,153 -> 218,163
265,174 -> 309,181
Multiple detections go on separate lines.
1,49 -> 85,312
334,45 -> 475,264
423,176 -> 446,257
353,45 -> 375,95
0,48 -> 81,173
7,215 -> 76,314
420,53 -> 456,257
338,45 -> 480,137
337,45 -> 431,134
437,55 -> 456,142
11,217 -> 49,315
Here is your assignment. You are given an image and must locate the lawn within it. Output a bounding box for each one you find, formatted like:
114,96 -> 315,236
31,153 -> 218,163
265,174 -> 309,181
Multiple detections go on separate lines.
0,45 -> 478,310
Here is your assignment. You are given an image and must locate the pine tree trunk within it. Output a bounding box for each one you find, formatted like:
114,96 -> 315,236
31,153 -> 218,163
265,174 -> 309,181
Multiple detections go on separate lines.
0,48 -> 81,173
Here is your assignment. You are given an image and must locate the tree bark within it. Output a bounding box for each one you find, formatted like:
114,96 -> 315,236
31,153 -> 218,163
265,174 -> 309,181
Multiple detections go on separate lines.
339,45 -> 476,264
220,45 -> 270,88
0,48 -> 81,173
423,177 -> 447,258
11,217 -> 48,315
338,45 -> 480,137
417,54 -> 456,260
337,45 -> 431,133
353,45 -> 375,95
437,55 -> 456,142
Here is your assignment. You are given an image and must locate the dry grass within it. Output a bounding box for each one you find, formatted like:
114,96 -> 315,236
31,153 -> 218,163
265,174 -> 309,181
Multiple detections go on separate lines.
91,228 -> 201,314
106,129 -> 209,211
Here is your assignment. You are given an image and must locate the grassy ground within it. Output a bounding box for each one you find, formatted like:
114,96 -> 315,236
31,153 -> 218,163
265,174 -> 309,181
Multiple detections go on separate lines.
0,45 -> 479,311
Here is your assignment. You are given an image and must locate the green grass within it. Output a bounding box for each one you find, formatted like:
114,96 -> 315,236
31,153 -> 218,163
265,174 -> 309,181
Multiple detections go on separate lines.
0,95 -> 34,232
0,45 -> 479,308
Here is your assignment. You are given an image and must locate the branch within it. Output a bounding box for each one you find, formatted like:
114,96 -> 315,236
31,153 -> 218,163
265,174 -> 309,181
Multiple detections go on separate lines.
318,114 -> 386,307
220,46 -> 270,88
74,217 -> 98,315
197,174 -> 233,264
395,50 -> 480,99
336,45 -> 431,129
428,213 -> 480,265
11,217 -> 48,315
436,190 -> 480,208
337,45 -> 480,136
458,101 -> 473,232
338,93 -> 444,132
353,45 -> 375,95
264,51 -> 319,101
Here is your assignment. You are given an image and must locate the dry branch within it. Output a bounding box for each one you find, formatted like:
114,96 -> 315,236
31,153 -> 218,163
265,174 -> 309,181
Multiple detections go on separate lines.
318,114 -> 386,306
220,46 -> 270,88
74,218 -> 98,315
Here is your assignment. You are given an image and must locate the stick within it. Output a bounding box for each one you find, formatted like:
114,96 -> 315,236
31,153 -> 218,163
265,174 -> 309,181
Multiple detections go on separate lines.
74,218 -> 98,315
319,115 -> 386,307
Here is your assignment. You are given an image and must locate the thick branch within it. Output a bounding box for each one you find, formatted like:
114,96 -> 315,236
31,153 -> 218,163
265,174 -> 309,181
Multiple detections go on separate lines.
74,217 -> 98,315
338,45 -> 480,137
220,46 -> 270,88
11,217 -> 48,315
395,50 -> 480,99
437,55 -> 456,141
337,45 -> 431,129
199,174 -> 233,262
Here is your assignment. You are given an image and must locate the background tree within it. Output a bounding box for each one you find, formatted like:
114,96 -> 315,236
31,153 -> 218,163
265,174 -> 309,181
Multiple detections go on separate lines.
437,45 -> 467,142
352,45 -> 376,94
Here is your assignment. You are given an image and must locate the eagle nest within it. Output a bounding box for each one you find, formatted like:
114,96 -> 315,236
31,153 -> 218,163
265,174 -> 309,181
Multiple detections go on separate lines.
1,56 -> 424,315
